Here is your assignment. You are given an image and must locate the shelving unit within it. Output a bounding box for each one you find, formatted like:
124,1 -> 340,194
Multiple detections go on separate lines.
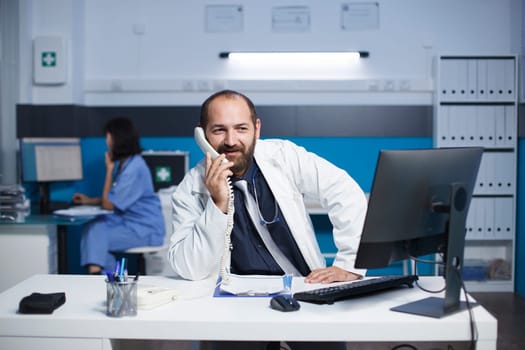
434,55 -> 517,292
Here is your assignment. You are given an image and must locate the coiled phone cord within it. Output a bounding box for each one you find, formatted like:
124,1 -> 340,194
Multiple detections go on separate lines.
219,177 -> 235,285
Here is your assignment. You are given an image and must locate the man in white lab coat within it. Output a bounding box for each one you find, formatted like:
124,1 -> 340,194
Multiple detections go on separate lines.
168,89 -> 367,350
168,89 -> 367,284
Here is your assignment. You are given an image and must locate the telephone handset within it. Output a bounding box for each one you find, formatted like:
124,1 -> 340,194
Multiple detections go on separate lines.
194,127 -> 222,161
194,127 -> 234,284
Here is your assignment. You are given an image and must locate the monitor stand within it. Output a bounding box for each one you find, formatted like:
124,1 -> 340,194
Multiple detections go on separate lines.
38,182 -> 70,214
390,183 -> 478,318
39,182 -> 51,214
391,297 -> 476,319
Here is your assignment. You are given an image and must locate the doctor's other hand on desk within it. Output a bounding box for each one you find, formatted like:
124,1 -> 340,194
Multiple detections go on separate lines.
168,90 -> 368,285
75,117 -> 165,275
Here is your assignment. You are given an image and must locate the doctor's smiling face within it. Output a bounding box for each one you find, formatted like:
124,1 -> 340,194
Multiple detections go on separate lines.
202,92 -> 261,177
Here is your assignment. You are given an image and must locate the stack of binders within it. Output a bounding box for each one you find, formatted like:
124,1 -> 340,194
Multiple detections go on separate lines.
0,184 -> 30,221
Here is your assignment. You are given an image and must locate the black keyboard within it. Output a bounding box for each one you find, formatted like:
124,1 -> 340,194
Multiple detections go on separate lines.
293,275 -> 419,304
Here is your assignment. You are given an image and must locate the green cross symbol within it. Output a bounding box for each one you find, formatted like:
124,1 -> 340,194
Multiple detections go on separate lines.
41,52 -> 56,67
155,166 -> 171,183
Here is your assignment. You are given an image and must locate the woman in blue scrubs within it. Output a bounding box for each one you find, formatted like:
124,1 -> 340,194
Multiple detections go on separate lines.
73,117 -> 165,274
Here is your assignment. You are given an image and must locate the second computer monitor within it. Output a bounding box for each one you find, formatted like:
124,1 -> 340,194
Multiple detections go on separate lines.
355,147 -> 483,318
142,151 -> 189,192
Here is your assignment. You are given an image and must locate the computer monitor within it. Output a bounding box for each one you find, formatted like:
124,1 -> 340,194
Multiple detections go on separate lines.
19,137 -> 83,214
142,151 -> 189,192
355,147 -> 483,318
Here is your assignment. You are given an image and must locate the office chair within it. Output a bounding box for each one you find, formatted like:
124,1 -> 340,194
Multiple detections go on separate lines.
119,245 -> 165,275
112,190 -> 173,275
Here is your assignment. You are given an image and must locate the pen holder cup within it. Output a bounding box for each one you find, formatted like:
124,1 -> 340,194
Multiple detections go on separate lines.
105,280 -> 137,317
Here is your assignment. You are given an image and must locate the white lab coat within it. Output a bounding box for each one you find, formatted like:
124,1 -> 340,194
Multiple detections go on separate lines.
168,139 -> 368,280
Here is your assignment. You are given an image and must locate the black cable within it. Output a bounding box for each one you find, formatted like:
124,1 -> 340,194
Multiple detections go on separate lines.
410,256 -> 446,294
410,255 -> 444,265
411,254 -> 478,348
455,267 -> 478,350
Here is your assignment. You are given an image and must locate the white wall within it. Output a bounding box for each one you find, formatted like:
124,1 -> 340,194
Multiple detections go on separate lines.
1,0 -> 521,186
15,0 -> 522,106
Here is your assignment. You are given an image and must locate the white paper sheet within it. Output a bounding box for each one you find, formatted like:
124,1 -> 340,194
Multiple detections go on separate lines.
53,205 -> 113,218
219,274 -> 285,296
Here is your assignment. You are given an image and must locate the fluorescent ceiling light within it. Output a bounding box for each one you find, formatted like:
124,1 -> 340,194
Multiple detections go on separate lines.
219,51 -> 369,60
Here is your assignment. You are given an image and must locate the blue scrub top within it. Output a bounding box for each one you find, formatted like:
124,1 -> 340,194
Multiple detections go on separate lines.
107,155 -> 165,244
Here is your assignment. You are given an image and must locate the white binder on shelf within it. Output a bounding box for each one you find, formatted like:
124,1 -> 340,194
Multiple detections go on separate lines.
503,58 -> 516,101
466,198 -> 477,239
484,153 -> 498,195
476,106 -> 495,148
476,59 -> 489,102
456,59 -> 469,101
475,153 -> 488,194
453,105 -> 466,146
447,105 -> 460,145
495,153 -> 515,195
483,198 -> 495,240
488,59 -> 505,102
465,106 -> 477,146
467,59 -> 478,101
475,198 -> 487,239
436,106 -> 450,147
439,59 -> 454,102
494,106 -> 506,148
496,197 -> 514,240
504,105 -> 517,148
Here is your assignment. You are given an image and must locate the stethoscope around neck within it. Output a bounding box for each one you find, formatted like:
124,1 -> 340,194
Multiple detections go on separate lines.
251,168 -> 280,225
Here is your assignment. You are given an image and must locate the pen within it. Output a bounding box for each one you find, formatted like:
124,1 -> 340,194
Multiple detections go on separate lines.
119,257 -> 126,281
114,260 -> 120,275
105,270 -> 115,282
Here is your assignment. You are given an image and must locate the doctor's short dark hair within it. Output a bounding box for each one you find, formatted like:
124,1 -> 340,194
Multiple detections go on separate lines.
199,90 -> 258,129
104,117 -> 142,160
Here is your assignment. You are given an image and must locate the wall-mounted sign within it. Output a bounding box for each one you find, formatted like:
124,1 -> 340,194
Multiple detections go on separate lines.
272,6 -> 310,32
341,2 -> 379,31
205,5 -> 243,33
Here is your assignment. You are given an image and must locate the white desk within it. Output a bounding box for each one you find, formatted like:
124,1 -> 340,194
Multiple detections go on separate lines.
0,215 -> 93,293
0,224 -> 56,292
0,275 -> 497,350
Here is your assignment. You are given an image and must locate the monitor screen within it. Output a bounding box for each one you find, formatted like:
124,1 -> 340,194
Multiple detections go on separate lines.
19,138 -> 83,182
355,147 -> 483,318
142,151 -> 189,192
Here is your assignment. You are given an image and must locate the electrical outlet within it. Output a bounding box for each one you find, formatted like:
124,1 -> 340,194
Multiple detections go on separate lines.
367,80 -> 380,91
399,80 -> 411,91
196,80 -> 210,91
383,80 -> 396,91
182,80 -> 194,91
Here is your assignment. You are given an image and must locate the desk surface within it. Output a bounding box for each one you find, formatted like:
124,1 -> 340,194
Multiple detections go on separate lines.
0,274 -> 497,347
0,213 -> 92,226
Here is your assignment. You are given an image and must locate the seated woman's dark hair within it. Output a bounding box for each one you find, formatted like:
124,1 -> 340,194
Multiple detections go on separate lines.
104,117 -> 142,160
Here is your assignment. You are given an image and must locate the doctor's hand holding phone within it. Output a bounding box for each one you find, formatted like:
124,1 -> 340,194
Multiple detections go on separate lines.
194,126 -> 236,283
194,127 -> 234,214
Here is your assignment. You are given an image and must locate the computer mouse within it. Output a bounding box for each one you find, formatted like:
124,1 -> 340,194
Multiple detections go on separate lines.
270,294 -> 300,312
